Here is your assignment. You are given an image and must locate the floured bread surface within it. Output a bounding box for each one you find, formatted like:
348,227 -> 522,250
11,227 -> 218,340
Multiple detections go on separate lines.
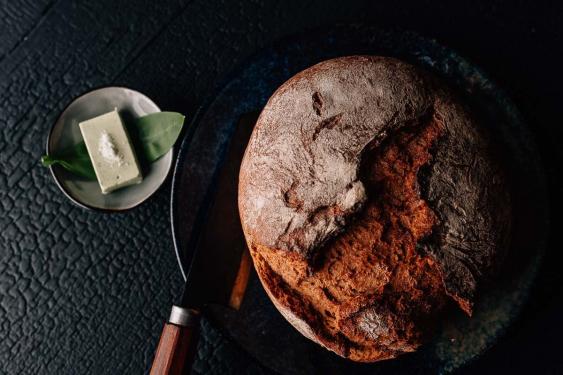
238,56 -> 511,362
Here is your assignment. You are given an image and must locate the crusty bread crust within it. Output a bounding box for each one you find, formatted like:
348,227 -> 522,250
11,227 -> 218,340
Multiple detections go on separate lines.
238,56 -> 510,362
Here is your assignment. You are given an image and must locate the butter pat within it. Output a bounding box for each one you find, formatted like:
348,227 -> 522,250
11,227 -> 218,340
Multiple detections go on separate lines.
79,109 -> 142,194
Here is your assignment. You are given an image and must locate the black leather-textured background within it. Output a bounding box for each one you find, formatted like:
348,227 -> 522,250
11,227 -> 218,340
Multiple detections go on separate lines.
0,1 -> 560,373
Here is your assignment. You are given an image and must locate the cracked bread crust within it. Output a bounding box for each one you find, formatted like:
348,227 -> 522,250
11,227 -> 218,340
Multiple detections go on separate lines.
238,56 -> 511,362
239,56 -> 433,259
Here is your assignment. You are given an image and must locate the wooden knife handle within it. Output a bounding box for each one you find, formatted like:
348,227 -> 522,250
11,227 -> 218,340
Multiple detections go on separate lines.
150,306 -> 201,375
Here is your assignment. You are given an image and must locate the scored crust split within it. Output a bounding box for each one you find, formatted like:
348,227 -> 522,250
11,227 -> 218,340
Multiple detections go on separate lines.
238,56 -> 511,362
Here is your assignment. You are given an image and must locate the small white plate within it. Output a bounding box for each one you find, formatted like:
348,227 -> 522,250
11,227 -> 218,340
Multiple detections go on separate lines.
47,87 -> 173,212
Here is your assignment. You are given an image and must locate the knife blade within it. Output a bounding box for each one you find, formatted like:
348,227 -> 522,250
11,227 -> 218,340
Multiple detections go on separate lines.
150,111 -> 258,375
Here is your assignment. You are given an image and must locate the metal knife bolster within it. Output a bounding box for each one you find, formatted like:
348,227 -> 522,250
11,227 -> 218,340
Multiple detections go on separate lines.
168,305 -> 200,327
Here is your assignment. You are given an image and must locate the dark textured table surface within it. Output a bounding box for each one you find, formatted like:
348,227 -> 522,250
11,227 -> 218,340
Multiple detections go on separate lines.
0,1 -> 560,374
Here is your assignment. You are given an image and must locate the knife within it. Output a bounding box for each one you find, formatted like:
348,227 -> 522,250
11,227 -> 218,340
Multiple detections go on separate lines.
150,112 -> 258,375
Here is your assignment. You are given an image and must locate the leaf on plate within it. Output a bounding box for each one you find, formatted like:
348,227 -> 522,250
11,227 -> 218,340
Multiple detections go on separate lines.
41,142 -> 96,180
131,112 -> 185,162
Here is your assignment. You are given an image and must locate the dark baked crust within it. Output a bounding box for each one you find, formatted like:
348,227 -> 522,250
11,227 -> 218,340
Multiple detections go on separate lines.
238,56 -> 510,361
423,98 -> 511,312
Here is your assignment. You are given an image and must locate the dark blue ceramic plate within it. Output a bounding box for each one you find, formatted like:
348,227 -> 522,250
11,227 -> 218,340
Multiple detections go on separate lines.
171,26 -> 548,374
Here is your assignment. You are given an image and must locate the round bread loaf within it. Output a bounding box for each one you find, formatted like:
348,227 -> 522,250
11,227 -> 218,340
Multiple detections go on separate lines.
238,56 -> 510,362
